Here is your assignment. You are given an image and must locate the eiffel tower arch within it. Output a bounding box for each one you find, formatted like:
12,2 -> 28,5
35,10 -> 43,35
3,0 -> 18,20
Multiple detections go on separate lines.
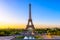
26,4 -> 35,30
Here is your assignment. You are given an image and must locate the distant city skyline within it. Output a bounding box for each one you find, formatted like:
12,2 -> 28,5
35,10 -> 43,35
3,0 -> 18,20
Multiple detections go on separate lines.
0,0 -> 60,29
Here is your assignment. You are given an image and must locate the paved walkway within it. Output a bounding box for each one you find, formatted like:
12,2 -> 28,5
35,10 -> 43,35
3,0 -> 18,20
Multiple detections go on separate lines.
0,36 -> 16,40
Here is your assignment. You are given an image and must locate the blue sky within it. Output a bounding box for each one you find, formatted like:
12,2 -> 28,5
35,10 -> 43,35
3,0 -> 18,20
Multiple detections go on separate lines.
0,0 -> 60,25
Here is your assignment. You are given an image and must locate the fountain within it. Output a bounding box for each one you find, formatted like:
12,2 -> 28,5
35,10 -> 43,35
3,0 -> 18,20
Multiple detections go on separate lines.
24,36 -> 35,39
24,36 -> 29,39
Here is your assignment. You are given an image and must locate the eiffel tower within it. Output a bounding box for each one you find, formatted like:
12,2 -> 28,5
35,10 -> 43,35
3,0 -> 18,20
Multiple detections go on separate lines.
26,4 -> 35,30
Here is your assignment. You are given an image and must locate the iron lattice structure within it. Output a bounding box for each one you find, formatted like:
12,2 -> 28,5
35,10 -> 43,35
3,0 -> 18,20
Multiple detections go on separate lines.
26,4 -> 35,30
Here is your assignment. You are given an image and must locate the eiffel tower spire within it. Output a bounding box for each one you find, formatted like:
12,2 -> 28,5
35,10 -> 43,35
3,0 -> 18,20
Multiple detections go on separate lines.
26,3 -> 35,30
29,3 -> 31,19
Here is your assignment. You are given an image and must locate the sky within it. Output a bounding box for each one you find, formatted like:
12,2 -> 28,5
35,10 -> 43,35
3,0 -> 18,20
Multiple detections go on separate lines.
0,0 -> 60,29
